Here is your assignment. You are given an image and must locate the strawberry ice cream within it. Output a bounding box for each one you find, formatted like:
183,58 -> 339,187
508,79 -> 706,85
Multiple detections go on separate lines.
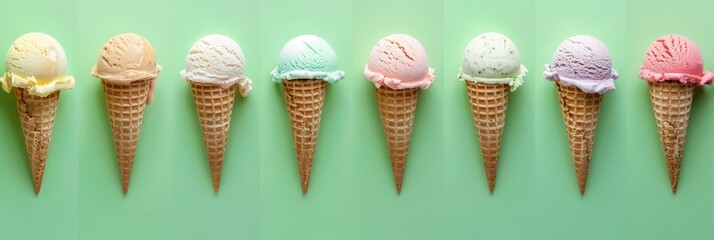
639,34 -> 714,85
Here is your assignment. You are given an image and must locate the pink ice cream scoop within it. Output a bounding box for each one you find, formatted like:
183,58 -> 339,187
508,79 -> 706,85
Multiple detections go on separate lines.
639,34 -> 714,86
363,34 -> 435,89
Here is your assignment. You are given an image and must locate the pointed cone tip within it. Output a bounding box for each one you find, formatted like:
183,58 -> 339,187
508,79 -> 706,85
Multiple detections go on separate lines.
394,175 -> 404,193
212,173 -> 222,192
669,168 -> 679,194
301,179 -> 309,194
576,174 -> 587,196
121,173 -> 130,194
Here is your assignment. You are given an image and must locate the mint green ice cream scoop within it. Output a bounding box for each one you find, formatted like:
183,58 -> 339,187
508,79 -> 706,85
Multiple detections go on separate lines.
270,35 -> 345,83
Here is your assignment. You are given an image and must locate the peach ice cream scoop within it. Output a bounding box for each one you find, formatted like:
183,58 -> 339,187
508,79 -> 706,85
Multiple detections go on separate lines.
91,33 -> 162,103
364,34 -> 435,89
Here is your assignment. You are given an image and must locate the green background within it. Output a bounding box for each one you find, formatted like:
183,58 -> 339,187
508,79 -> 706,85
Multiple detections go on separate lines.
352,0 -> 444,239
258,0 -> 353,239
0,1 -> 79,239
534,0 -> 630,238
626,0 -> 714,238
1,0 -> 714,239
444,0 -> 536,239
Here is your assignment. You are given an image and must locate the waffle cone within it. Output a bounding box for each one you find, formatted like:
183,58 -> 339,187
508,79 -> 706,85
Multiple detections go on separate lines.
102,79 -> 151,193
376,86 -> 419,193
282,80 -> 327,194
14,88 -> 60,194
648,81 -> 693,193
465,82 -> 510,192
556,82 -> 602,195
191,82 -> 238,192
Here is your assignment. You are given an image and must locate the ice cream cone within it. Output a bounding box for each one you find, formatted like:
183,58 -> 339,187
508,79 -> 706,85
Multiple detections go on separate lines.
1,33 -> 74,194
102,79 -> 151,193
14,88 -> 60,194
648,81 -> 694,193
556,82 -> 602,195
191,82 -> 238,192
376,86 -> 419,193
465,82 -> 509,192
282,80 -> 327,194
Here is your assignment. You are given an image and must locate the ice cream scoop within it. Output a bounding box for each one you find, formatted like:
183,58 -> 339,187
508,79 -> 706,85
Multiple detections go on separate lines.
91,33 -> 161,103
270,35 -> 345,83
639,34 -> 714,86
180,34 -> 252,97
364,34 -> 435,89
1,32 -> 74,97
458,32 -> 527,91
544,35 -> 618,94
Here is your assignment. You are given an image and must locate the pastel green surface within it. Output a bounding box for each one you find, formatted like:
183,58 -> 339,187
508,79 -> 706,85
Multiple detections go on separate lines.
534,0 -> 629,239
627,0 -> 714,238
0,1 -> 79,239
76,0 -> 261,239
353,0 -> 444,239
259,0 -> 353,239
445,0 -> 535,239
1,0 -> 714,239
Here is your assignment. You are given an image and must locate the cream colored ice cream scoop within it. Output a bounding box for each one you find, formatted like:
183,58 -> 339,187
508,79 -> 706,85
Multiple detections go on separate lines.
1,32 -> 74,97
180,34 -> 252,97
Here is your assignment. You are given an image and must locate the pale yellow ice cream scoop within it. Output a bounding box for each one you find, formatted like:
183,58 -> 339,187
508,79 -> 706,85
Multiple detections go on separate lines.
1,32 -> 75,97
91,33 -> 162,103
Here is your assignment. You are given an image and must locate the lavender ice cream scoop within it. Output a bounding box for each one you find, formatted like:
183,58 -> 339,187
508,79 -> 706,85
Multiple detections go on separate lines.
543,35 -> 618,94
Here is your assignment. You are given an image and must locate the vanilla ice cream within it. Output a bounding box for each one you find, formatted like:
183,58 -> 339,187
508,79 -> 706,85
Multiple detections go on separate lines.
180,34 -> 252,97
1,32 -> 74,97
